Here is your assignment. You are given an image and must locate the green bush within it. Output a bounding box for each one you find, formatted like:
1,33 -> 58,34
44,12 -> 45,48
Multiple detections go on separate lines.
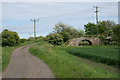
20,38 -> 27,43
47,33 -> 63,45
112,24 -> 120,45
2,29 -> 20,46
60,32 -> 70,42
27,37 -> 34,41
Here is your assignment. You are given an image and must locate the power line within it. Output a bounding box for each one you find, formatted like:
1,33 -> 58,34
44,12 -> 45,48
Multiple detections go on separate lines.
39,7 -> 93,20
31,19 -> 39,38
93,6 -> 99,45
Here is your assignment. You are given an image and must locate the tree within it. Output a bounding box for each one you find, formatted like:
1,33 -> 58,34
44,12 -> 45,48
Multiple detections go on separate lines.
84,22 -> 97,35
99,20 -> 116,37
27,37 -> 34,41
47,33 -> 63,45
53,22 -> 84,39
98,21 -> 107,36
20,38 -> 27,43
2,29 -> 20,46
60,32 -> 70,42
84,20 -> 117,37
112,24 -> 120,44
53,22 -> 72,33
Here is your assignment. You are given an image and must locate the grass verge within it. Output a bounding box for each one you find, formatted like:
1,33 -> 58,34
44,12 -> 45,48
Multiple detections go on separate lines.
29,41 -> 118,78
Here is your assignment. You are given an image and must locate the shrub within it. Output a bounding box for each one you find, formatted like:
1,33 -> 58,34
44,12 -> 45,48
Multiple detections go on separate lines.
20,38 -> 27,43
60,32 -> 70,42
47,33 -> 63,45
2,29 -> 20,46
27,37 -> 34,41
112,24 -> 120,45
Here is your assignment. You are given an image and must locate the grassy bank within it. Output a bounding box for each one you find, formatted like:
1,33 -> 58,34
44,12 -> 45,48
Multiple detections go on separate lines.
2,47 -> 15,71
2,40 -> 41,71
0,47 -> 2,72
62,46 -> 118,67
29,41 -> 118,78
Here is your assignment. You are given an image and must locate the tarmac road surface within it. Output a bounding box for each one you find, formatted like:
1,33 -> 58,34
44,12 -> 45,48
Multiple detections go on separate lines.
2,43 -> 55,78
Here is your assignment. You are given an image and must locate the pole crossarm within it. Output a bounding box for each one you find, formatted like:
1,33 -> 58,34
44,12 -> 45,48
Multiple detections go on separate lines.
31,18 -> 39,38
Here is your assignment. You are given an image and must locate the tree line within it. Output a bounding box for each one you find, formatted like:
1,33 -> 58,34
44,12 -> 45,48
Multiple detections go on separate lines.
0,20 -> 120,47
84,20 -> 120,45
46,20 -> 120,45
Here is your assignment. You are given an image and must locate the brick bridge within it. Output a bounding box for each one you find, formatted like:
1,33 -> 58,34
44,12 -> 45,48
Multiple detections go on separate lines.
69,37 -> 103,46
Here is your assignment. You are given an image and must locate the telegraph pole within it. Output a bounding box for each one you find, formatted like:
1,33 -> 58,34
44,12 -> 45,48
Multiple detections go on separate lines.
31,19 -> 39,38
94,6 -> 99,45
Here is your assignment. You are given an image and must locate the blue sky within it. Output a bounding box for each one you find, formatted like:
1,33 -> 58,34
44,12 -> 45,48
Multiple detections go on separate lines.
2,2 -> 118,38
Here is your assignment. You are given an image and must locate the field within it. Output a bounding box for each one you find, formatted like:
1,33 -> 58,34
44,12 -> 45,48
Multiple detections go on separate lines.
29,41 -> 119,78
61,46 -> 119,67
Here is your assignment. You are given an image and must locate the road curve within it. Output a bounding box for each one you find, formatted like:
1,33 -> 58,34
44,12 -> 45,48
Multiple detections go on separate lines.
2,43 -> 55,78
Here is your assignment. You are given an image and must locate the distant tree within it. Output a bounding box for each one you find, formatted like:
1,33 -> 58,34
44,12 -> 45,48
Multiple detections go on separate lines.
27,37 -> 34,41
20,38 -> 27,43
99,20 -> 116,37
98,21 -> 107,36
59,32 -> 70,42
84,20 -> 117,37
112,24 -> 120,44
47,33 -> 63,45
84,22 -> 97,35
53,22 -> 72,33
53,22 -> 84,39
2,29 -> 20,46
39,36 -> 44,39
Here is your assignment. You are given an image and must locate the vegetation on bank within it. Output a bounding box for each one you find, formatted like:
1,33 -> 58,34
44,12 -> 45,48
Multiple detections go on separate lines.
2,47 -> 15,71
29,41 -> 118,78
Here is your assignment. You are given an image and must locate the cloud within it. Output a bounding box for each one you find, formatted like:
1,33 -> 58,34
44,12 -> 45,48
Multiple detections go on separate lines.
2,2 -> 118,38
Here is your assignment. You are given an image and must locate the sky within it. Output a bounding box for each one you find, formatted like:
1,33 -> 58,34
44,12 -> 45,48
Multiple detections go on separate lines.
1,2 -> 118,39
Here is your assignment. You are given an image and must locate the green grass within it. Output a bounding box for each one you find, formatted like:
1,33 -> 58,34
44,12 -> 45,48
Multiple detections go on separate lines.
0,46 -> 2,72
2,47 -> 15,71
29,41 -> 118,78
62,46 -> 118,67
2,40 -> 41,71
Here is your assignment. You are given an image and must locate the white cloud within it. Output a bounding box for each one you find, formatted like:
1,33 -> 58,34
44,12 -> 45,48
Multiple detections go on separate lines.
1,2 -> 118,38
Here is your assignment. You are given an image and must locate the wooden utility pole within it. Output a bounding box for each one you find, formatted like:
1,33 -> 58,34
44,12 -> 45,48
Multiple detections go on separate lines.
31,19 -> 39,38
94,6 -> 99,45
